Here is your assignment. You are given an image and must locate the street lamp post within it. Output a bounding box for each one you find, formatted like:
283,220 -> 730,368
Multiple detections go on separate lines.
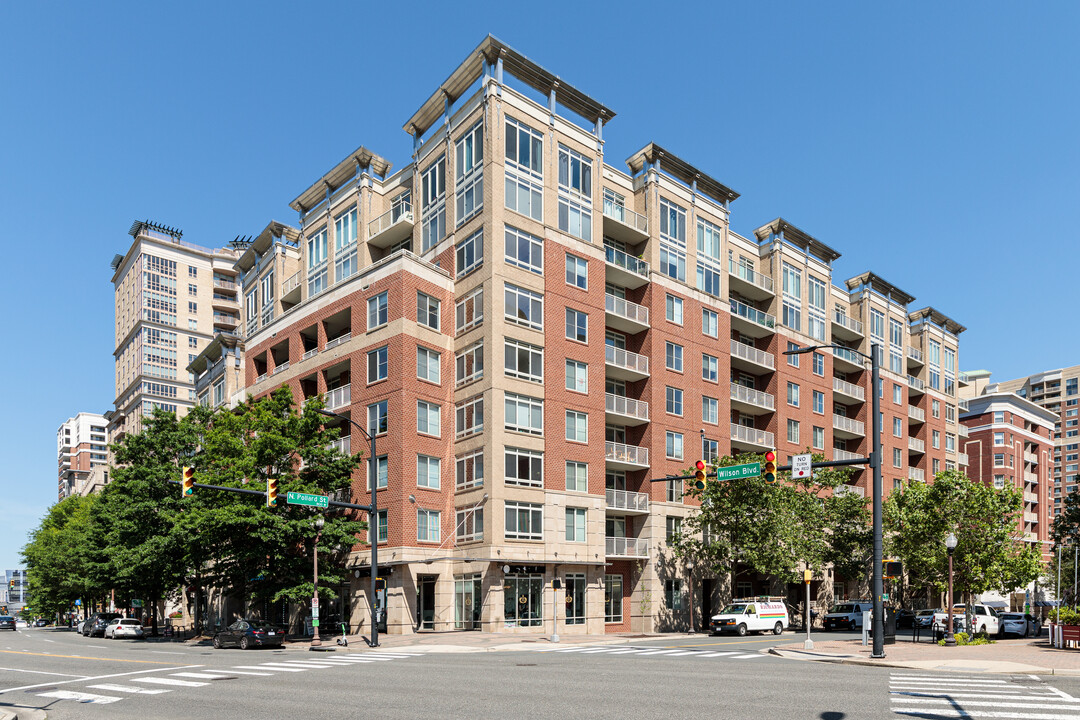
944,532 -> 958,646
311,516 -> 325,648
316,408 -> 380,648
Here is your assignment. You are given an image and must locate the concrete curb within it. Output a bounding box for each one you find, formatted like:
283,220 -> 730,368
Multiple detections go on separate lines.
0,707 -> 48,720
768,647 -> 1080,675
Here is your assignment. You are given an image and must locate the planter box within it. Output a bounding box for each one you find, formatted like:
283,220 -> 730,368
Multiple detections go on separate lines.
1050,622 -> 1080,649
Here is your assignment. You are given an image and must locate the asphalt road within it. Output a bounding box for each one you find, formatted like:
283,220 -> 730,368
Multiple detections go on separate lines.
3,626 -> 1080,720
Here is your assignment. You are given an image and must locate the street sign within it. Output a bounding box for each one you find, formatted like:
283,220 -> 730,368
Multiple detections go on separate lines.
311,596 -> 319,608
287,491 -> 329,509
791,454 -> 812,479
714,462 -> 762,481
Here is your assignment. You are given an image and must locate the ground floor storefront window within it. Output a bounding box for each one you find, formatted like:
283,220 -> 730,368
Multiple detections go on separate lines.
454,574 -> 482,630
504,574 -> 543,627
605,574 -> 623,623
565,573 -> 586,625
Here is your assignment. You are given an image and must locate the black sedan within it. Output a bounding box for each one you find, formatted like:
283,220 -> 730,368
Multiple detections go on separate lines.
895,609 -> 916,629
0,616 -> 16,631
213,619 -> 284,649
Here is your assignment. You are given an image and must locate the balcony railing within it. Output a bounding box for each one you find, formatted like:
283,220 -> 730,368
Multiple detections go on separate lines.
907,375 -> 925,391
302,348 -> 319,361
283,270 -> 302,295
1023,531 -> 1037,542
730,383 -> 775,411
833,377 -> 865,401
958,425 -> 969,438
906,346 -> 924,363
730,339 -> 775,370
367,201 -> 414,237
605,293 -> 649,326
325,332 -> 352,351
833,448 -> 861,462
1024,472 -> 1039,485
605,344 -> 649,375
213,278 -> 237,291
956,452 -> 969,465
832,311 -> 863,335
605,488 -> 649,514
833,346 -> 864,366
605,441 -> 649,466
1024,491 -> 1039,504
1024,451 -> 1038,464
730,423 -> 774,448
908,405 -> 926,422
325,384 -> 351,411
271,361 -> 290,375
957,399 -> 969,412
256,373 -> 268,383
727,260 -> 774,294
329,436 -> 351,456
606,536 -> 649,558
729,299 -> 776,330
213,313 -> 239,326
602,189 -> 648,234
604,245 -> 649,279
1024,512 -> 1039,524
833,415 -> 865,435
908,467 -> 925,482
605,393 -> 649,422
908,437 -> 925,453
958,372 -> 971,385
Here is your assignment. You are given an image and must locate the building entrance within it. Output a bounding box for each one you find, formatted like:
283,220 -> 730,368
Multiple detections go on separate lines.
417,575 -> 437,630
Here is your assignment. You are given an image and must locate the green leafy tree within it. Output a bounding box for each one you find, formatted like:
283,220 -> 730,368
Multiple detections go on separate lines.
1048,489 -> 1080,607
21,495 -> 103,618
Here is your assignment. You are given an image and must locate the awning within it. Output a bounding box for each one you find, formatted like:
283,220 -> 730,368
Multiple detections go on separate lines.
1035,600 -> 1060,607
983,600 -> 1007,608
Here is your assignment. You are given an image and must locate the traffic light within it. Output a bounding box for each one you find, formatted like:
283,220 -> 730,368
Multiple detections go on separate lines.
266,477 -> 278,507
181,466 -> 195,497
763,451 -> 777,484
691,460 -> 707,490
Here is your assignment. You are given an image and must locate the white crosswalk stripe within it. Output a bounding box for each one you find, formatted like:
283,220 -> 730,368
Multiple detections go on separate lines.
170,672 -> 234,680
38,689 -> 123,704
522,644 -> 770,661
889,671 -> 1080,719
87,683 -> 171,694
132,676 -> 209,687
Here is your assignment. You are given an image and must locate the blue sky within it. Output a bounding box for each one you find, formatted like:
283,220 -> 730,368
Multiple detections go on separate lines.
1,1 -> 1077,571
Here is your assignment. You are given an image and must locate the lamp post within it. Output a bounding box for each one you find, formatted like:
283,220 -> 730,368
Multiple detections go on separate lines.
311,516 -> 325,648
944,532 -> 958,647
316,408 -> 380,648
783,342 -> 885,658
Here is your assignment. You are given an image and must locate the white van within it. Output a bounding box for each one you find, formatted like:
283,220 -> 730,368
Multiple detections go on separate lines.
823,600 -> 872,631
710,599 -> 788,636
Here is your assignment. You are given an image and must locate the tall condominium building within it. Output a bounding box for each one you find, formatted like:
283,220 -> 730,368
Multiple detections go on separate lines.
56,412 -> 109,499
4,570 -> 28,611
239,36 -> 967,636
110,221 -> 241,442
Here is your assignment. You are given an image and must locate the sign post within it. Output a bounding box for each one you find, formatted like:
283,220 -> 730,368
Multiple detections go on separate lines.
804,569 -> 814,650
791,454 -> 812,480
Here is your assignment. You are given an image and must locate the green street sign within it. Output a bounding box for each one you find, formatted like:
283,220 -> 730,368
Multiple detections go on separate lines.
286,491 -> 329,509
714,462 -> 762,481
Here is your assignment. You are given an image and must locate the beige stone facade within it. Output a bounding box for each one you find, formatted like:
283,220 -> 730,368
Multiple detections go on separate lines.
56,412 -> 108,499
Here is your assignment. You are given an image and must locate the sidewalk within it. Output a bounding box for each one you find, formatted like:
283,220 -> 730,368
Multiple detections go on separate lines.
260,630 -> 689,654
769,634 -> 1080,675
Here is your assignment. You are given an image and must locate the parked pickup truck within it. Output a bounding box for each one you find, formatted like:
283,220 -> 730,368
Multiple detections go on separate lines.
932,604 -> 1001,636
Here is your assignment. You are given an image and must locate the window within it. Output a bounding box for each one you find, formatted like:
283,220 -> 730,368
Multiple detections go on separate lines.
932,458 -> 940,475
506,447 -> 543,487
456,507 -> 483,543
781,263 -> 802,331
605,575 -> 623,623
812,426 -> 825,450
188,301 -> 197,313
505,226 -> 543,274
189,336 -> 198,348
566,360 -> 588,393
367,455 -> 388,491
455,120 -> 484,224
807,276 -> 826,341
505,501 -> 543,540
187,266 -> 197,278
994,432 -> 1005,446
504,117 -> 543,221
813,390 -> 825,414
307,228 -> 328,296
417,509 -> 441,542
945,433 -> 956,453
417,292 -> 440,331
993,475 -> 1006,490
455,396 -> 483,439
565,308 -> 588,343
368,400 -> 388,435
787,342 -> 800,367
455,286 -> 483,334
812,352 -> 825,376
566,410 -> 588,442
417,346 -> 441,383
702,308 -> 718,338
665,294 -> 683,324
456,229 -> 483,278
421,155 -> 446,252
932,430 -> 940,449
456,341 -> 484,386
561,255 -> 590,293
702,354 -> 719,382
666,342 -> 684,372
893,448 -> 902,467
367,346 -> 388,383
893,418 -> 902,437
787,382 -> 800,407
666,431 -> 684,460
456,450 -> 484,490
565,508 -> 587,542
702,437 -> 719,464
893,384 -> 902,404
557,145 -> 592,241
375,510 -> 388,543
870,308 -> 885,341
659,198 -> 687,281
666,387 -> 683,416
566,461 -> 587,492
368,292 -> 388,330
417,455 -> 441,490
505,393 -> 543,435
703,396 -> 719,424
417,400 -> 441,437
504,283 -> 543,330
335,209 -> 358,281
994,453 -> 1005,467
787,419 -> 800,444
505,338 -> 543,383
666,516 -> 683,543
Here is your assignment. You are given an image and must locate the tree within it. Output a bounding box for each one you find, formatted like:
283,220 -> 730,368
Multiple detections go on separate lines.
21,495 -> 103,618
883,469 -> 1041,603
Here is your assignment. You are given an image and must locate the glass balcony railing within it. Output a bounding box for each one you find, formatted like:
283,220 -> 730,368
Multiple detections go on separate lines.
906,346 -> 923,363
368,200 -> 413,238
727,260 -> 774,293
832,311 -> 863,335
907,375 -> 925,391
729,299 -> 776,330
604,245 -> 649,278
832,346 -> 864,366
606,536 -> 649,558
283,270 -> 302,295
602,189 -> 648,234
329,436 -> 351,456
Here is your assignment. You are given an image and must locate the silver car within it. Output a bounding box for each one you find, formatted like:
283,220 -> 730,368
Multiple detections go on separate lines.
999,612 -> 1040,638
915,608 -> 940,628
104,618 -> 145,640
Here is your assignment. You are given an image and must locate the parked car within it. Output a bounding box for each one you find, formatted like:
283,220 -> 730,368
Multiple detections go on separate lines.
33,618 -> 48,627
823,601 -> 873,631
895,609 -> 916,629
105,618 -> 146,640
0,616 -> 16,631
932,604 -> 1000,636
914,608 -> 940,629
999,612 -> 1042,638
709,600 -> 789,636
212,619 -> 284,649
83,612 -> 122,637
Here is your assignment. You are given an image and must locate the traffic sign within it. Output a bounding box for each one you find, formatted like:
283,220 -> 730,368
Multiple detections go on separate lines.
311,596 -> 319,608
791,454 -> 812,479
714,462 -> 762,481
287,491 -> 329,509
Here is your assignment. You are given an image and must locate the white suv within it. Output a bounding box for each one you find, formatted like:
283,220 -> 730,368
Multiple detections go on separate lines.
823,601 -> 873,631
933,604 -> 1000,636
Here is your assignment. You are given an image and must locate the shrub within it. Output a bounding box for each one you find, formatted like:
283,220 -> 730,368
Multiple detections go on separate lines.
938,631 -> 994,646
1049,607 -> 1080,625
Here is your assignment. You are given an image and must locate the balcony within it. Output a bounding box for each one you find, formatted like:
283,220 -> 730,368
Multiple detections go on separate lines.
605,293 -> 649,333
1022,532 -> 1037,542
907,375 -> 925,394
730,383 -> 775,415
272,361 -> 290,376
832,346 -> 865,372
958,372 -> 971,387
908,437 -> 925,454
730,423 -> 774,452
957,452 -> 969,466
1024,491 -> 1039,504
831,311 -> 864,342
282,270 -> 302,304
605,344 -> 649,381
729,299 -> 776,338
833,414 -> 865,438
1024,472 -> 1039,485
730,339 -> 775,374
605,488 -> 650,515
212,293 -> 240,310
906,346 -> 924,366
908,467 -> 925,482
605,393 -> 650,427
833,376 -> 865,403
601,188 -> 649,244
214,277 -> 238,292
367,202 -> 414,248
302,348 -> 319,362
605,441 -> 649,470
330,436 -> 351,456
604,245 -> 650,289
213,312 -> 240,329
1024,451 -> 1038,464
908,405 -> 926,423
325,384 -> 351,411
957,399 -> 969,412
727,260 -> 774,301
958,425 -> 969,438
833,448 -> 862,462
606,536 -> 649,559
325,332 -> 352,351
1024,512 -> 1039,524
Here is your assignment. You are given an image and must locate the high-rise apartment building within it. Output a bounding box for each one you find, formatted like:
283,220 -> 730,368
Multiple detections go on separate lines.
56,412 -> 109,499
238,36 -> 967,635
110,221 -> 241,442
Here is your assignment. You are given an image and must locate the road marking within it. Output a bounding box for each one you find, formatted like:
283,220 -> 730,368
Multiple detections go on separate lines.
730,653 -> 766,659
0,666 -> 86,677
170,672 -> 234,680
38,689 -> 122,704
696,651 -> 740,657
88,683 -> 171,695
254,664 -> 310,672
88,645 -> 108,649
0,649 -> 180,665
41,639 -> 56,643
0,664 -> 203,694
268,661 -> 336,668
367,653 -> 421,658
132,677 -> 208,687
630,649 -> 684,655
151,651 -> 188,655
234,665 -> 305,672
893,698 -> 1080,711
218,669 -> 273,676
894,710 -> 1080,719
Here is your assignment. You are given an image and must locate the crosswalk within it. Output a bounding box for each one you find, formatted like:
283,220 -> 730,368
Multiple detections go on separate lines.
34,651 -> 421,706
525,645 -> 767,661
888,671 -> 1080,719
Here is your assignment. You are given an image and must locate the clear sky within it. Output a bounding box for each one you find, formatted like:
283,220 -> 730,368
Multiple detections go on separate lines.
1,1 -> 1077,571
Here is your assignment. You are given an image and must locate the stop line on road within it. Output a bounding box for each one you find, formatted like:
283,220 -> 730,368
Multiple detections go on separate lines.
888,671 -> 1080,719
526,645 -> 767,660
